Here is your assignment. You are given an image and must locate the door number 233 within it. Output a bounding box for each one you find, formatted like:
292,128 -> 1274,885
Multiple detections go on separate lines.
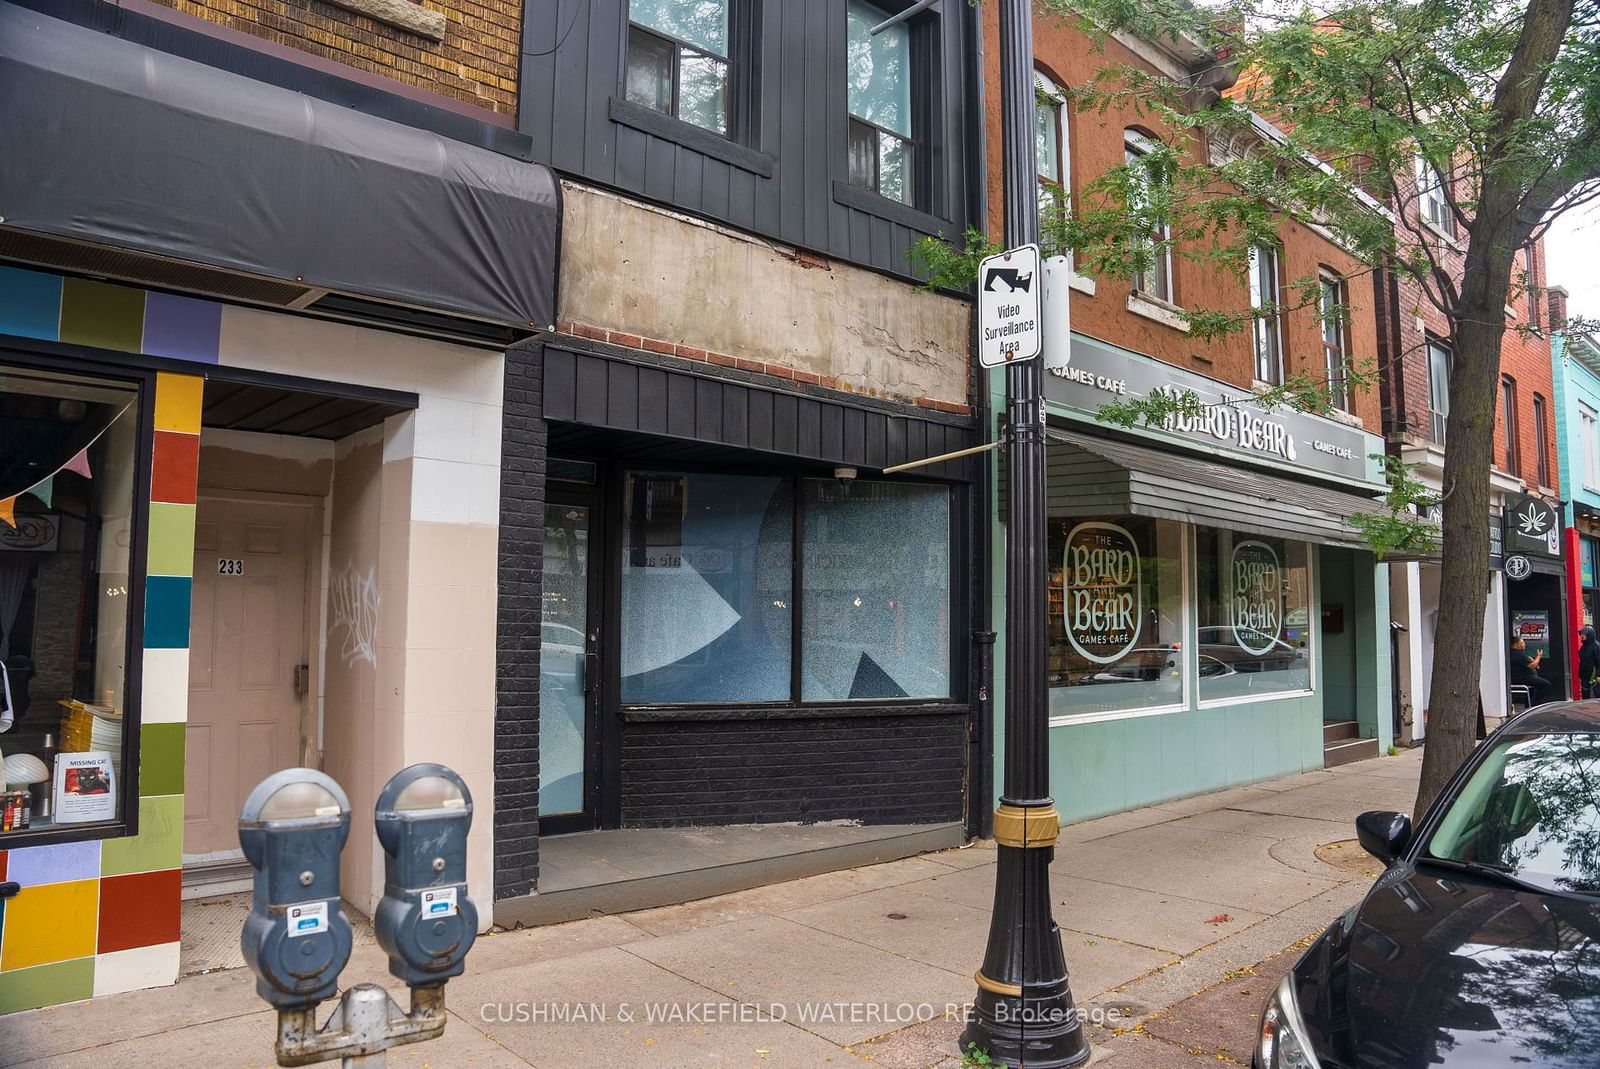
216,558 -> 245,576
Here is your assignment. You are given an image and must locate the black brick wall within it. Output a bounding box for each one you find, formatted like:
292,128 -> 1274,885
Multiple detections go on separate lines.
618,712 -> 968,827
495,341 -> 545,900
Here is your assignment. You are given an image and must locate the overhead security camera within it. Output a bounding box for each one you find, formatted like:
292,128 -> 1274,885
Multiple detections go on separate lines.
834,466 -> 857,485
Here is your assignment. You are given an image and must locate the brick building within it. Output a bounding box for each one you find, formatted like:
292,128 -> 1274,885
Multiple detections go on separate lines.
1379,160 -> 1567,739
0,0 -> 991,1017
979,4 -> 1398,823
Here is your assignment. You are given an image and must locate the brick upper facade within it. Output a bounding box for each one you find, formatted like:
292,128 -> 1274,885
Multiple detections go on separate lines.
1376,162 -> 1558,493
143,0 -> 520,118
1002,7 -> 1384,435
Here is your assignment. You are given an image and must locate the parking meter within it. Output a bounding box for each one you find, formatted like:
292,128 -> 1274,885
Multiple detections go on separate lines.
238,769 -> 354,1011
373,764 -> 478,988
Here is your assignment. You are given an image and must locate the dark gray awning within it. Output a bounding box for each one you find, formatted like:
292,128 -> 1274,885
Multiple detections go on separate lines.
1046,428 -> 1384,549
0,3 -> 558,335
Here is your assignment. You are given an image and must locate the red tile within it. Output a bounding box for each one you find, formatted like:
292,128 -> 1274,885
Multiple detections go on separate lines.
0,851 -> 7,880
149,431 -> 199,504
98,869 -> 181,954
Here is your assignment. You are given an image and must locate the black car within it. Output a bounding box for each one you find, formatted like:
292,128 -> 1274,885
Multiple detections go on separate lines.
1255,702 -> 1600,1068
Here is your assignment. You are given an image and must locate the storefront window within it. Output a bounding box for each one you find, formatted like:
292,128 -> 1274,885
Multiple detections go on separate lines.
1,363 -> 142,837
621,473 -> 793,703
620,472 -> 953,706
1195,529 -> 1312,700
1049,516 -> 1185,717
801,480 -> 950,700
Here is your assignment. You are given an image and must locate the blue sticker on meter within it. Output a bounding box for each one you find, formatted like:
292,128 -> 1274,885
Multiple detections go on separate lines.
422,887 -> 458,918
286,900 -> 330,937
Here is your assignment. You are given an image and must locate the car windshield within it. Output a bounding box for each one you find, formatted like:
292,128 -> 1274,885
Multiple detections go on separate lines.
1424,732 -> 1600,895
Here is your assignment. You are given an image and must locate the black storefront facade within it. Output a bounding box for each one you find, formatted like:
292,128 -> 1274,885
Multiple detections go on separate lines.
492,335 -> 982,917
1502,492 -> 1571,704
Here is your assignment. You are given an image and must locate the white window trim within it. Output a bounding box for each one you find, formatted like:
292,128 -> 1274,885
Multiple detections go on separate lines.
1127,291 -> 1190,332
1582,405 -> 1600,492
1036,71 -> 1094,294
1125,130 -> 1175,305
1249,244 -> 1284,386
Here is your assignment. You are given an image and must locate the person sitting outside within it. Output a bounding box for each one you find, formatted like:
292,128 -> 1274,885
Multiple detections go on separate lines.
1509,636 -> 1551,705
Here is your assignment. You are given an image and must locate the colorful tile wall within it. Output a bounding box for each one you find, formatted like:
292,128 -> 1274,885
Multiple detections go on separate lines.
0,269 -> 206,1013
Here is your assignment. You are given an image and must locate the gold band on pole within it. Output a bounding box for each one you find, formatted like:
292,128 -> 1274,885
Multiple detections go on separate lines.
974,970 -> 1024,997
992,804 -> 1060,849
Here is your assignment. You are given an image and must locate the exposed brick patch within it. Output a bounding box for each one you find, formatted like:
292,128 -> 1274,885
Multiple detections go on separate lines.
555,321 -> 971,411
144,0 -> 520,117
794,250 -> 832,271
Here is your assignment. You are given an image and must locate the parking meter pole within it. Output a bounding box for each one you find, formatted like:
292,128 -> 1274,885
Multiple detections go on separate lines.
959,0 -> 1090,1065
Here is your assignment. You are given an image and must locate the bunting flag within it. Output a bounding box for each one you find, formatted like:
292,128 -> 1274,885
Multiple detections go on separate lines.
62,449 -> 92,479
28,476 -> 53,508
0,496 -> 15,530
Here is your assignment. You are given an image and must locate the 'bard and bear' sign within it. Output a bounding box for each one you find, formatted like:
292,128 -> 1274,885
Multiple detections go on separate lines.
1230,540 -> 1283,654
1064,522 -> 1142,664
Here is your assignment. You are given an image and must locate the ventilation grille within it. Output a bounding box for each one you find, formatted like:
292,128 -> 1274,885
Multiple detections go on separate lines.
0,227 -> 311,306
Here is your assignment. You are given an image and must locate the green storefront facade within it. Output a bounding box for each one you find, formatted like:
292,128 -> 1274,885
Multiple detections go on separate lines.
988,334 -> 1395,822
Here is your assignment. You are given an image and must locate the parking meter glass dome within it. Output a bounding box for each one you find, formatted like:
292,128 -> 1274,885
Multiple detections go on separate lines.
260,780 -> 343,822
393,775 -> 466,812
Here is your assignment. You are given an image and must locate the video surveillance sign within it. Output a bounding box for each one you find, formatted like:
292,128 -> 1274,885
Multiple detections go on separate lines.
978,244 -> 1042,368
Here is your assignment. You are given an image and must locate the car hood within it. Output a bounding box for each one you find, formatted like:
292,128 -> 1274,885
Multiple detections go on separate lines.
1296,864 -> 1600,1068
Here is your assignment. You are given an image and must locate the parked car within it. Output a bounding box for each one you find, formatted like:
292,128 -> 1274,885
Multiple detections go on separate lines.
1254,702 -> 1600,1068
1196,626 -> 1305,674
1074,646 -> 1236,685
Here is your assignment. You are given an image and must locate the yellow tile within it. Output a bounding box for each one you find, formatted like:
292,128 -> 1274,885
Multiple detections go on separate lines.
0,879 -> 99,972
153,372 -> 205,435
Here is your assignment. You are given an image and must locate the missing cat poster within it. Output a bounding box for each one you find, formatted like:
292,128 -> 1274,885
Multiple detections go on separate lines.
53,751 -> 117,824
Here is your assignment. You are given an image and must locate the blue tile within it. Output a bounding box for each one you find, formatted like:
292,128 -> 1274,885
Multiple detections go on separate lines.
144,576 -> 192,649
0,265 -> 63,340
7,841 -> 101,888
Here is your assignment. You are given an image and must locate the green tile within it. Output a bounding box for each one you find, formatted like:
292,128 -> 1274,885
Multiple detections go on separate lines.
59,278 -> 145,353
145,502 -> 197,579
101,795 -> 182,877
0,957 -> 94,1013
139,723 -> 185,797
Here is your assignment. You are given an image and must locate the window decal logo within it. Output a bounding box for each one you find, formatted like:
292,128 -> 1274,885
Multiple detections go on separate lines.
1064,522 -> 1142,665
1230,540 -> 1283,656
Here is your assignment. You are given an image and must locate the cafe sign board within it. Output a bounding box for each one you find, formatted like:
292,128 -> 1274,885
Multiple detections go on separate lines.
1064,521 -> 1142,664
1044,335 -> 1382,487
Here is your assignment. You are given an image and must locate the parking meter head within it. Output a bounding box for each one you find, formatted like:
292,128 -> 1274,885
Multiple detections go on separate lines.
238,769 -> 354,1010
374,763 -> 478,988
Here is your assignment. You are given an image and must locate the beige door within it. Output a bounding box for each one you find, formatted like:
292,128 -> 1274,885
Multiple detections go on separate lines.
184,496 -> 312,858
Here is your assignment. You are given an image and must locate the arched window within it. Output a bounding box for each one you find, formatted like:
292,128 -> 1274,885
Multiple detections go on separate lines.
1035,72 -> 1069,222
1125,129 -> 1173,303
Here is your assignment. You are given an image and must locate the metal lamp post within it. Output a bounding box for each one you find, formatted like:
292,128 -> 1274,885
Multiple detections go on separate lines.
959,0 -> 1090,1064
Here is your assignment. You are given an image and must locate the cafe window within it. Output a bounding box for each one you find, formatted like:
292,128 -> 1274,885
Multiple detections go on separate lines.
1049,516 -> 1185,718
1319,272 -> 1350,412
1249,244 -> 1283,385
1125,130 -> 1174,304
620,472 -> 952,705
1195,529 -> 1312,701
625,0 -> 733,135
1,361 -> 144,840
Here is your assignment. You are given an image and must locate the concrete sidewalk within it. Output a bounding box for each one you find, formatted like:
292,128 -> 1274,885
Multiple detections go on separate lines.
2,749 -> 1423,1068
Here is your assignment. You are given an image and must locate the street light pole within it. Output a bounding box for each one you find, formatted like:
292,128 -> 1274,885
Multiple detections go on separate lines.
959,0 -> 1090,1065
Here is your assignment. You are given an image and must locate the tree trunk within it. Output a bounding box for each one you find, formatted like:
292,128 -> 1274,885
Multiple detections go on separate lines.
1413,248 -> 1517,819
